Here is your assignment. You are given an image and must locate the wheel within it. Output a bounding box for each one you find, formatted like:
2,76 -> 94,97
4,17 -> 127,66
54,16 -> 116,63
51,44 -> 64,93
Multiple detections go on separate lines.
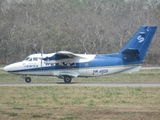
25,77 -> 31,83
63,76 -> 72,83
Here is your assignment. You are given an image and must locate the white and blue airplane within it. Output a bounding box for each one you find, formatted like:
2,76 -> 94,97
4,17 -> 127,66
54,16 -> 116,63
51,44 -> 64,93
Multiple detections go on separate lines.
3,26 -> 157,83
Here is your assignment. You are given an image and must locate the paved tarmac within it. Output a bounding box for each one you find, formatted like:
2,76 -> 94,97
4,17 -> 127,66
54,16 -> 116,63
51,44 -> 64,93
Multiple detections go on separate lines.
0,67 -> 3,70
0,82 -> 160,87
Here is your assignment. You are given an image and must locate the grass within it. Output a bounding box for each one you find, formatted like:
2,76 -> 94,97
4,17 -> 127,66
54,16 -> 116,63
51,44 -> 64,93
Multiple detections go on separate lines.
0,69 -> 160,119
0,87 -> 160,119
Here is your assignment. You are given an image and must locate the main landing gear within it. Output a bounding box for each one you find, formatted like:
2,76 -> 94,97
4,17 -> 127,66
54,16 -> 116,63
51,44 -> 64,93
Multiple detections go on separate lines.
63,75 -> 72,83
24,76 -> 31,83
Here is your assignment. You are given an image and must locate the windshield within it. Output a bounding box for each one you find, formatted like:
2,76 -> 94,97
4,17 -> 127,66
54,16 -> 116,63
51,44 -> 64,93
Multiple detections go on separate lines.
24,57 -> 30,61
24,57 -> 32,61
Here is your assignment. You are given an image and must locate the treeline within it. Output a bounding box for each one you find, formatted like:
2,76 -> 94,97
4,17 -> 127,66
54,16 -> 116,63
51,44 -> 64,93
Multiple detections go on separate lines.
0,0 -> 160,65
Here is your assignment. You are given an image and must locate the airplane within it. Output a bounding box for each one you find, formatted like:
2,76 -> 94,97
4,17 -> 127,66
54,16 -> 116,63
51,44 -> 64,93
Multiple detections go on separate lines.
3,26 -> 157,83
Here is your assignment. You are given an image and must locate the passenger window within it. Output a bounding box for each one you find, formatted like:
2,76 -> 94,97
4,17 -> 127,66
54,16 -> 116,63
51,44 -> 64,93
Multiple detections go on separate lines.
33,58 -> 38,61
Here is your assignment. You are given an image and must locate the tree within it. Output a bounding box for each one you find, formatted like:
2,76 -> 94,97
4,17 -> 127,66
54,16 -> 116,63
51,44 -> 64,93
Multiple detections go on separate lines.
0,0 -> 159,65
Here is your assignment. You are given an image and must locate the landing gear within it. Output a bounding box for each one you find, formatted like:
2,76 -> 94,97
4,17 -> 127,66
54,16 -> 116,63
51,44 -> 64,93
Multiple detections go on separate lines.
24,77 -> 31,83
63,75 -> 72,83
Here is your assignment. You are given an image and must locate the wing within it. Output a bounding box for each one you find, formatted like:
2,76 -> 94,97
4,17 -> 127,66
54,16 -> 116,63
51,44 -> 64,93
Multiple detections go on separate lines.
43,51 -> 92,64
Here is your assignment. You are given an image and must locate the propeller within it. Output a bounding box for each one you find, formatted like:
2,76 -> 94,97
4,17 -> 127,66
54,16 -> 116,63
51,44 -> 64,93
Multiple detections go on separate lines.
41,46 -> 43,68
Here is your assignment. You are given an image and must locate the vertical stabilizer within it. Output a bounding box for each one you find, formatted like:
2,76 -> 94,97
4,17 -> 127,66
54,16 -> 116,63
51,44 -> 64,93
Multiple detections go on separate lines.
120,26 -> 157,63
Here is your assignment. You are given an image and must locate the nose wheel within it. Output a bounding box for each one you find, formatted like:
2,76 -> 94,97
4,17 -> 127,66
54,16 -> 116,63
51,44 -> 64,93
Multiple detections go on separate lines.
24,77 -> 31,83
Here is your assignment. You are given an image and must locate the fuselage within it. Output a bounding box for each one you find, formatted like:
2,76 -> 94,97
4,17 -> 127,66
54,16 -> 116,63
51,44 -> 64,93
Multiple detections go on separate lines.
3,53 -> 141,77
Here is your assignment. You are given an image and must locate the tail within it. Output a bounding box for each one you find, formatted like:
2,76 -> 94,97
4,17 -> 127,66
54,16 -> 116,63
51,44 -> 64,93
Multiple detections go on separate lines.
120,26 -> 157,64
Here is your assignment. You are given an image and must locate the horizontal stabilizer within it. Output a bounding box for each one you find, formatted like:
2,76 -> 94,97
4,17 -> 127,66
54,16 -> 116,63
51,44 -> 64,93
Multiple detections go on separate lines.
122,48 -> 139,61
122,48 -> 139,54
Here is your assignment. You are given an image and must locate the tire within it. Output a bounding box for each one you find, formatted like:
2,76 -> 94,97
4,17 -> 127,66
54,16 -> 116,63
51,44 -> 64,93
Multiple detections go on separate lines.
63,76 -> 72,83
25,77 -> 31,83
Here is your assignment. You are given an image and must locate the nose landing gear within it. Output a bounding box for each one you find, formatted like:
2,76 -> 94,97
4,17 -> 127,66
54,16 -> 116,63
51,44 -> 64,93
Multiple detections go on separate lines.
24,76 -> 31,83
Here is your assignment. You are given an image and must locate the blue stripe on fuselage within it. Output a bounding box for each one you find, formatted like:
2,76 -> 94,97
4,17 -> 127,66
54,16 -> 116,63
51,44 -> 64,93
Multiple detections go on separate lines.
8,53 -> 141,73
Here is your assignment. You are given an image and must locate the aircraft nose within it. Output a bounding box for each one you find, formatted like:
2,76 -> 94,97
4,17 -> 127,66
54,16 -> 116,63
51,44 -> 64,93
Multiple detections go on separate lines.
3,65 -> 11,72
3,62 -> 22,72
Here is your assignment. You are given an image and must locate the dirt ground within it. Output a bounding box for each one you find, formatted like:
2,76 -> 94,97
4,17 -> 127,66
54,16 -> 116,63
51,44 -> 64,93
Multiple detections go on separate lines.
0,107 -> 160,120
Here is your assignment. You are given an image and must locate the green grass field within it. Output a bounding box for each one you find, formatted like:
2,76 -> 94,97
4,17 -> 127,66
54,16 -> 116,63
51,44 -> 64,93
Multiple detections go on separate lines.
0,69 -> 160,120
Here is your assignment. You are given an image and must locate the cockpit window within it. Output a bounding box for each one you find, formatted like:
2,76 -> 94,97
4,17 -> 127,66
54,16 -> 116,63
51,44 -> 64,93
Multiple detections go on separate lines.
24,57 -> 30,61
29,58 -> 32,61
24,57 -> 32,61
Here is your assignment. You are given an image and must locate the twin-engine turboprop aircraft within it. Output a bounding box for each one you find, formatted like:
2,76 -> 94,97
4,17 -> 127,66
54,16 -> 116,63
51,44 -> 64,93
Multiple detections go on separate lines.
3,26 -> 157,83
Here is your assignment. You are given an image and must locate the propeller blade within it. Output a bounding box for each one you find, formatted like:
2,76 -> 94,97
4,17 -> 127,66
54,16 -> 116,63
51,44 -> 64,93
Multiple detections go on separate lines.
41,46 -> 43,68
41,46 -> 43,56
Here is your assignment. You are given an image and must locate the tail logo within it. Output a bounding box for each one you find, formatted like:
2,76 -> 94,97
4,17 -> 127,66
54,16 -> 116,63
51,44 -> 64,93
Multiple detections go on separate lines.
137,35 -> 144,43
